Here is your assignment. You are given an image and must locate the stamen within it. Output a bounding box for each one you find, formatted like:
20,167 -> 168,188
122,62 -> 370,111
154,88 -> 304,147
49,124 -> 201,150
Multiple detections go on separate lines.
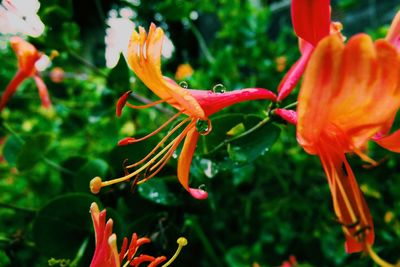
161,237 -> 188,267
89,139 -> 176,194
126,117 -> 191,169
126,98 -> 169,109
116,90 -> 132,117
118,111 -> 183,146
366,244 -> 399,267
353,148 -> 378,167
138,122 -> 195,184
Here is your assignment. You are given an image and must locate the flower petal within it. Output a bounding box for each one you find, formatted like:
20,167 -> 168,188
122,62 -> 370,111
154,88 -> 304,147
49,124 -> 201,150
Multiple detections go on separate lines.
127,23 -> 205,119
297,35 -> 344,154
291,0 -> 330,45
33,75 -> 51,108
177,126 -> 208,200
386,11 -> 400,50
0,70 -> 27,111
274,108 -> 297,125
188,88 -> 277,116
277,42 -> 313,101
374,129 -> 400,153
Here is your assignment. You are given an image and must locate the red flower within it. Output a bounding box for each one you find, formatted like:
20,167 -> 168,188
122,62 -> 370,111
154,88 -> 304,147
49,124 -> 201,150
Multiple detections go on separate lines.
0,37 -> 51,111
89,202 -> 187,267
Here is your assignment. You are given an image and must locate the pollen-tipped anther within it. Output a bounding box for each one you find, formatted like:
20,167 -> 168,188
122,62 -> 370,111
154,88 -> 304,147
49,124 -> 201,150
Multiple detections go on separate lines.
161,237 -> 188,267
90,176 -> 103,194
118,137 -> 138,146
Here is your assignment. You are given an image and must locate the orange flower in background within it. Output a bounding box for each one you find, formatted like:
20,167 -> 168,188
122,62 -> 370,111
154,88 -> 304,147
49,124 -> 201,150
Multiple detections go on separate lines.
0,36 -> 51,111
90,23 -> 277,199
297,34 -> 400,253
89,202 -> 187,267
275,56 -> 287,72
175,63 -> 194,80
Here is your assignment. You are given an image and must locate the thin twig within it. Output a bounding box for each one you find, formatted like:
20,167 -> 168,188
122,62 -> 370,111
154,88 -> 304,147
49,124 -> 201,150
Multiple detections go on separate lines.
188,20 -> 215,64
206,116 -> 271,155
0,202 -> 37,214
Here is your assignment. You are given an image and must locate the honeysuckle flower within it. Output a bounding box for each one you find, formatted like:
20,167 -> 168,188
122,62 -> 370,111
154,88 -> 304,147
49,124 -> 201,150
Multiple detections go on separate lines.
90,23 -> 277,199
277,0 -> 344,101
90,202 -> 187,267
297,33 -> 400,253
0,36 -> 51,111
105,11 -> 174,68
0,0 -> 44,37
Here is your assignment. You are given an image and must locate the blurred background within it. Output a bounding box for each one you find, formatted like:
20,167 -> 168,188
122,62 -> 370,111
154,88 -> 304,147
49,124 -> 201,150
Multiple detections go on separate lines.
0,0 -> 399,266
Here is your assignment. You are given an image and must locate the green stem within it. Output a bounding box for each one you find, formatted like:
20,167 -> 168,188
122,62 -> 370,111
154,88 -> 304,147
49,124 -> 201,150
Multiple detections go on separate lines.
282,101 -> 297,110
70,238 -> 89,267
185,217 -> 224,267
207,116 -> 271,155
2,123 -> 24,144
0,202 -> 37,214
2,122 -> 75,175
188,20 -> 215,64
42,157 -> 75,175
67,49 -> 108,77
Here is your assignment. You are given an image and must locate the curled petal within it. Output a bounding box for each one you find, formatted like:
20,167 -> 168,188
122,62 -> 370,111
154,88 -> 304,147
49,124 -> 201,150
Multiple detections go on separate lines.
127,23 -> 205,119
177,127 -> 208,200
374,129 -> 400,153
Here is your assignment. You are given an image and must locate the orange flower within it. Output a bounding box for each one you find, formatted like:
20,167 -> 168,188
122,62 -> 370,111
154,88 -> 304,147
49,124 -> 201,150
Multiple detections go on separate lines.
89,202 -> 187,267
90,23 -> 276,199
175,63 -> 194,80
0,36 -> 51,111
297,33 -> 400,253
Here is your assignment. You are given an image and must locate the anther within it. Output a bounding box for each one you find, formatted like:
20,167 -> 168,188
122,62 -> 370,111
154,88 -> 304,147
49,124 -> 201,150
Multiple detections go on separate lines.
161,237 -> 188,267
90,176 -> 103,194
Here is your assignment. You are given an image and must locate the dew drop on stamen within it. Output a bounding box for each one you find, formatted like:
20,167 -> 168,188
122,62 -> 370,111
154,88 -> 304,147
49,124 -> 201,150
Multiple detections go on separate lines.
179,81 -> 188,89
212,83 -> 226,93
196,119 -> 212,135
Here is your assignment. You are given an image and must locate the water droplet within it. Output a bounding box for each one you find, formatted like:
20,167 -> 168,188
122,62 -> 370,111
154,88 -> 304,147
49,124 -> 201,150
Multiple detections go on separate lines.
212,83 -> 226,93
172,151 -> 178,159
150,191 -> 159,198
198,184 -> 207,191
200,159 -> 218,178
179,81 -> 188,89
196,119 -> 212,135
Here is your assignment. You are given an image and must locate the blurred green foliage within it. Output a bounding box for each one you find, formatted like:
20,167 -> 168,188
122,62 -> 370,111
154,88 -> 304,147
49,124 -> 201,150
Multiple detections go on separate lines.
0,0 -> 399,267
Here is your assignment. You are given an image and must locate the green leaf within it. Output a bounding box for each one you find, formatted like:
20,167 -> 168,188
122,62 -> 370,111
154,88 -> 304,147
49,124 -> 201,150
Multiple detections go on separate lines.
16,133 -> 54,171
74,158 -> 109,192
228,123 -> 280,163
2,135 -> 23,165
138,178 -> 182,206
32,193 -> 98,259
